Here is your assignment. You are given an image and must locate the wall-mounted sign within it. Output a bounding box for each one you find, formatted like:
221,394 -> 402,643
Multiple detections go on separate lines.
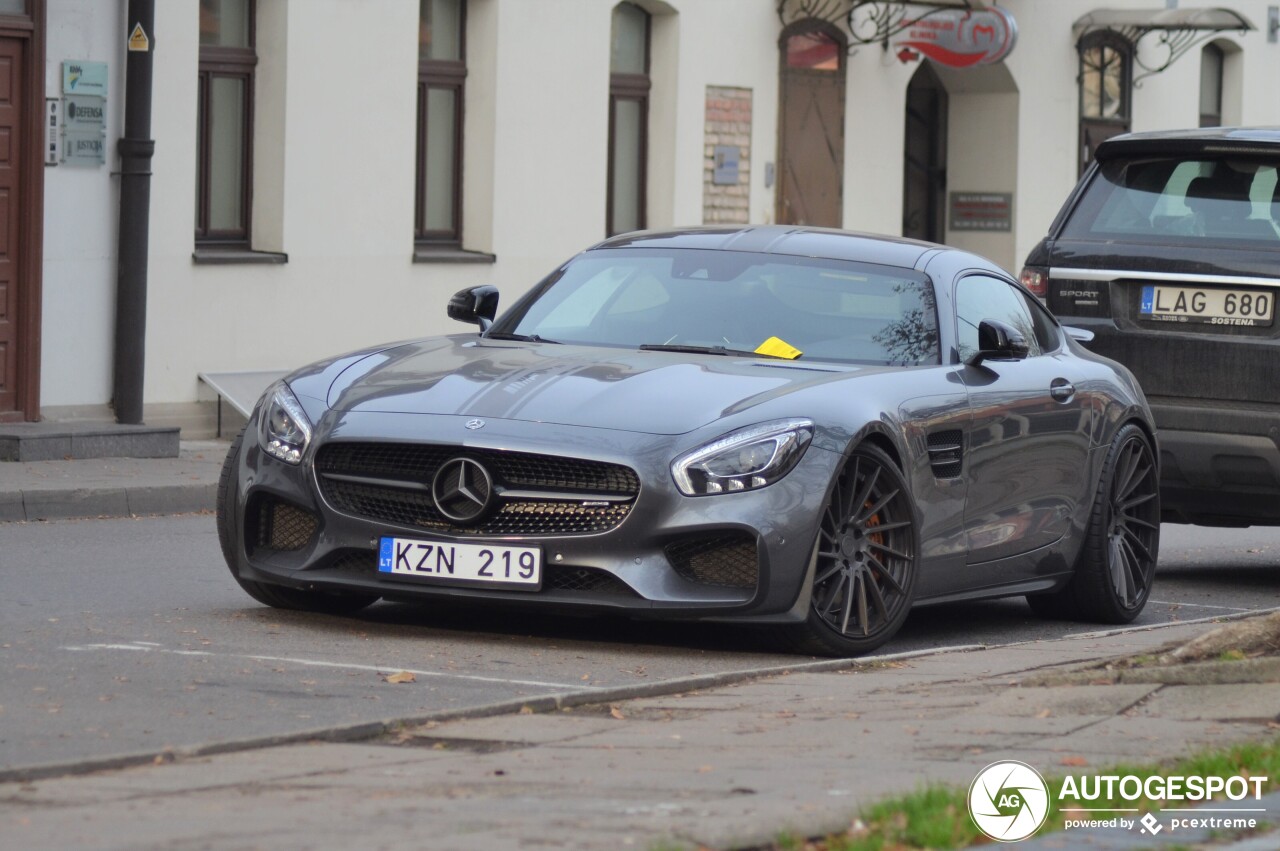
894,7 -> 1018,68
713,145 -> 740,186
128,22 -> 150,52
64,95 -> 106,129
62,60 -> 108,96
949,192 -> 1012,232
63,132 -> 107,166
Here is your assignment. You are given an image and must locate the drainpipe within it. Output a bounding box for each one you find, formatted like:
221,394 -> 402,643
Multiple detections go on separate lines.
113,0 -> 155,425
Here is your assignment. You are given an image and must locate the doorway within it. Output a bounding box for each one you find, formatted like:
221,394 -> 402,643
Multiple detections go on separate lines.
776,21 -> 845,227
902,62 -> 948,243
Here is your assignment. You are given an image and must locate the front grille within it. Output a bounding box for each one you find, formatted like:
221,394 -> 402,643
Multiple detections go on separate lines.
666,533 -> 759,589
315,442 -> 639,537
250,496 -> 318,552
545,566 -> 637,596
317,443 -> 639,494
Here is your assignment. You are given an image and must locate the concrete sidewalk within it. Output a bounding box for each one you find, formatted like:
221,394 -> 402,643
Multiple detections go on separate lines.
3,618 -> 1278,850
0,439 -> 227,523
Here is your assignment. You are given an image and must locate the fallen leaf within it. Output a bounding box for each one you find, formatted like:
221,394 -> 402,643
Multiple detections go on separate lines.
610,706 -> 625,720
1035,708 -> 1052,718
1060,756 -> 1089,767
384,671 -> 416,684
697,765 -> 714,773
581,674 -> 590,681
519,705 -> 534,715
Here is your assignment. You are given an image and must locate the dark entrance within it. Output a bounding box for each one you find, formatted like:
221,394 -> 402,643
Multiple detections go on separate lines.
776,21 -> 845,227
902,62 -> 948,243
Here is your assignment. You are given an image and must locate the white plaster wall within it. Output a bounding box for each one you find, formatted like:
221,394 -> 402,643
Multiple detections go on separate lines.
36,0 -> 1280,413
39,0 -> 125,406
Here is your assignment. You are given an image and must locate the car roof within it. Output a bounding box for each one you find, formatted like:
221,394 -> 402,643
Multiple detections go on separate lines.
588,225 -> 949,270
1096,126 -> 1280,160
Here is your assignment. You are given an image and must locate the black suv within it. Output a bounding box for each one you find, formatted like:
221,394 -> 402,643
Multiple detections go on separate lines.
1023,127 -> 1280,527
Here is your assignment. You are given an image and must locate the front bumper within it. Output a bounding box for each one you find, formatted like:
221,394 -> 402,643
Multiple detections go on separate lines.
225,410 -> 838,620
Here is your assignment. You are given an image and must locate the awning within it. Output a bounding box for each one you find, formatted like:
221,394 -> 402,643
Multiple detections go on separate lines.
1074,7 -> 1254,82
777,1 -> 980,47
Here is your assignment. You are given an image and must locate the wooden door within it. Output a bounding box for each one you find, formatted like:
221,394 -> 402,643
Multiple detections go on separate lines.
0,37 -> 22,416
777,25 -> 845,228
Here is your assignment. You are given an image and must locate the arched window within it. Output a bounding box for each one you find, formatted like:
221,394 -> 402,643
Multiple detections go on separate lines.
608,2 -> 650,236
1078,31 -> 1132,175
1200,43 -> 1224,127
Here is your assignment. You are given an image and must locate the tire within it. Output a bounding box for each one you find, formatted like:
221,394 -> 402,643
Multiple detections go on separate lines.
780,443 -> 920,656
215,425 -> 379,616
1026,423 -> 1160,623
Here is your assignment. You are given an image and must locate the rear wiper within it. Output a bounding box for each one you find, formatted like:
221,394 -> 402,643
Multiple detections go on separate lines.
485,332 -> 561,343
638,343 -> 785,359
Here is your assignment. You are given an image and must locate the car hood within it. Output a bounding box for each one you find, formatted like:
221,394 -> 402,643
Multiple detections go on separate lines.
324,336 -> 867,435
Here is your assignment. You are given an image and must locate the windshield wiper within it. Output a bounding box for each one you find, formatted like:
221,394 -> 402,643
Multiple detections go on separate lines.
485,332 -> 561,344
638,343 -> 785,359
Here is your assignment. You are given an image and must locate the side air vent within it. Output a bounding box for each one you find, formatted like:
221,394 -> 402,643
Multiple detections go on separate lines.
927,430 -> 963,479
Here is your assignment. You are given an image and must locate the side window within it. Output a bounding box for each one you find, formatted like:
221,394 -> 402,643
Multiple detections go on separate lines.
955,275 -> 1045,362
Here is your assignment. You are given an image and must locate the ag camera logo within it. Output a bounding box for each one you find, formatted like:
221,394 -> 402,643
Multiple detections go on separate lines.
969,760 -> 1051,842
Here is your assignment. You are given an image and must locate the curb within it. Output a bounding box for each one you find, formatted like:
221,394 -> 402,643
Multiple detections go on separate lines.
0,484 -> 216,523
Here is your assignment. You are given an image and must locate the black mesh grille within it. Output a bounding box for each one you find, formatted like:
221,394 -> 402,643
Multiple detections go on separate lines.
251,496 -> 318,552
314,442 -> 639,537
665,533 -> 759,589
544,566 -> 637,596
926,429 -> 963,479
316,443 -> 639,494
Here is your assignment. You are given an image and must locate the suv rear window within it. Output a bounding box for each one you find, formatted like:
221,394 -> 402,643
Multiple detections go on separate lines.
1061,156 -> 1280,248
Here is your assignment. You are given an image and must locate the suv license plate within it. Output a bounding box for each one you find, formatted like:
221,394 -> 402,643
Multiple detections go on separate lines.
1140,285 -> 1275,327
378,536 -> 542,590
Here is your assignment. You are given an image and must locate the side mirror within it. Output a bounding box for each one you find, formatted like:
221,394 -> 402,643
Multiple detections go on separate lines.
968,319 -> 1030,366
447,285 -> 499,332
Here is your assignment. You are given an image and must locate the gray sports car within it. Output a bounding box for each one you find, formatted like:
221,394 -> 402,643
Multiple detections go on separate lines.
217,226 -> 1160,656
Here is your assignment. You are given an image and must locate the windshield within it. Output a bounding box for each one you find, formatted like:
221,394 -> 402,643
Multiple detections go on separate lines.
493,248 -> 940,366
1062,156 -> 1280,248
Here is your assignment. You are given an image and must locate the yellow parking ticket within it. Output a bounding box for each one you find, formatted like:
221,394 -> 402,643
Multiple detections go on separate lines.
755,336 -> 803,360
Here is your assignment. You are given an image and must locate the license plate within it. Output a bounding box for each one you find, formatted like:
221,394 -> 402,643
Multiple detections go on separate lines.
378,536 -> 542,590
1139,285 -> 1275,327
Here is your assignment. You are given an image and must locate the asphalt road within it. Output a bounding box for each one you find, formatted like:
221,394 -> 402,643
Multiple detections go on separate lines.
1,515 -> 1277,777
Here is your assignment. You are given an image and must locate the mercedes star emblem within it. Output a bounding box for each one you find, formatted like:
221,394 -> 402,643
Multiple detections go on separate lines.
465,419 -> 485,430
431,457 -> 494,524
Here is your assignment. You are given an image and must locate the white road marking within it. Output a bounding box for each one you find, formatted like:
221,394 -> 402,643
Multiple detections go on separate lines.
62,642 -> 600,691
1147,599 -> 1251,612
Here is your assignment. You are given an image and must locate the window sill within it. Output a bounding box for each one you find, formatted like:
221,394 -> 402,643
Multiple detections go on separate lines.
413,246 -> 496,264
193,247 -> 289,265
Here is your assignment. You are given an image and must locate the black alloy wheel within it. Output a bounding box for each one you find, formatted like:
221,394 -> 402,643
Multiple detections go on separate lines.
783,443 -> 919,656
1027,423 -> 1160,623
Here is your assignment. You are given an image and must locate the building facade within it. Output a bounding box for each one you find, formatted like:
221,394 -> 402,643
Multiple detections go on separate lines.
5,0 -> 1279,430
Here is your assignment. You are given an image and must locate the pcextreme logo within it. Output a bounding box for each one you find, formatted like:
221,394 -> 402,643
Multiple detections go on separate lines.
968,761 -> 1050,842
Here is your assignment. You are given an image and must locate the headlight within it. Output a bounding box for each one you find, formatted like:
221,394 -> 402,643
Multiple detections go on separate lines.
672,419 -> 813,496
258,382 -> 312,465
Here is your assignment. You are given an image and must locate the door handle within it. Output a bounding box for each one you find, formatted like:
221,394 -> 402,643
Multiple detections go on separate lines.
1050,379 -> 1075,402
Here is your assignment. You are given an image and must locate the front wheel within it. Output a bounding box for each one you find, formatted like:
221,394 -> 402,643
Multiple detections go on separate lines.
1027,423 -> 1160,623
780,443 -> 919,656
